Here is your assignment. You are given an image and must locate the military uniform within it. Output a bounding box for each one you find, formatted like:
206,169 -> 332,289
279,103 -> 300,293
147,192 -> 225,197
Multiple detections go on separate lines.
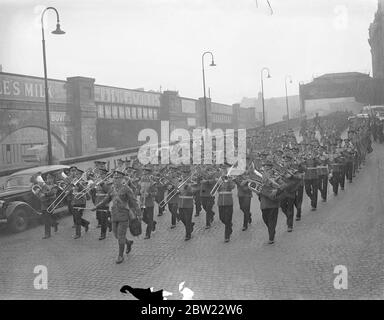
279,173 -> 301,231
259,182 -> 280,244
217,179 -> 236,242
235,177 -> 252,231
139,179 -> 157,239
155,183 -> 167,217
70,181 -> 90,239
317,153 -> 329,202
36,178 -> 59,239
304,157 -> 319,210
94,178 -> 141,264
167,182 -> 180,228
93,179 -> 112,240
178,182 -> 195,240
200,178 -> 216,229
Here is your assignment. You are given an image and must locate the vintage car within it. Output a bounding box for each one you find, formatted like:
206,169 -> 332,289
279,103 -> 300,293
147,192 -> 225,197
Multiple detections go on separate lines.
0,165 -> 70,233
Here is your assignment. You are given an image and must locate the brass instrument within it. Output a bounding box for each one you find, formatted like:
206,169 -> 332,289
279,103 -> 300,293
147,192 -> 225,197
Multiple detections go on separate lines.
159,170 -> 197,208
47,171 -> 88,214
210,162 -> 237,197
31,175 -> 47,196
74,170 -> 114,200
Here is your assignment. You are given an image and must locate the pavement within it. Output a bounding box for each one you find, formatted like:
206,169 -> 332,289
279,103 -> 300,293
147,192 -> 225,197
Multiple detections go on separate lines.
1,142 -> 384,300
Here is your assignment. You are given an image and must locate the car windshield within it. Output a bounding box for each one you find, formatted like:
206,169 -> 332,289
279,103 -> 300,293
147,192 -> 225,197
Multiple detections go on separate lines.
5,175 -> 32,190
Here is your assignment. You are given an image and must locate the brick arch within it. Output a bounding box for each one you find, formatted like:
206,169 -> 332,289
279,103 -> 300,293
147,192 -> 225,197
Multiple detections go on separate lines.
0,125 -> 70,156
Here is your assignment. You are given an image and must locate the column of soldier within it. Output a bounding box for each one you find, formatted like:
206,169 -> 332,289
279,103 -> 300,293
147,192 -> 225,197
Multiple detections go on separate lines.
33,111 -> 373,264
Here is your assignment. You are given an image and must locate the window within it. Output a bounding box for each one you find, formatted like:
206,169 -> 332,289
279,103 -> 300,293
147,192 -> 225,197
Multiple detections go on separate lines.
118,106 -> 125,119
137,107 -> 142,119
131,107 -> 137,119
104,105 -> 112,118
112,106 -> 118,119
148,108 -> 153,120
97,104 -> 104,118
142,107 -> 148,119
125,106 -> 131,119
153,109 -> 158,120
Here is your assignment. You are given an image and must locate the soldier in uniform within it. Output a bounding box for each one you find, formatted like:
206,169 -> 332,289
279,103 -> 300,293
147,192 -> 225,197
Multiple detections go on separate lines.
235,171 -> 252,231
303,150 -> 320,211
341,139 -> 353,184
92,170 -> 141,264
193,181 -> 202,217
200,172 -> 216,229
279,159 -> 302,232
166,174 -> 180,229
258,161 -> 280,244
139,169 -> 157,239
92,168 -> 112,240
155,179 -> 167,217
178,173 -> 195,241
317,147 -> 329,202
35,172 -> 59,239
216,174 -> 236,242
93,160 -> 107,227
69,167 -> 90,239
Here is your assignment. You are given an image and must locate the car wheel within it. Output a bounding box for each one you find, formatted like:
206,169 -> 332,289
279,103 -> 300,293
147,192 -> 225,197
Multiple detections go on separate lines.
9,208 -> 29,233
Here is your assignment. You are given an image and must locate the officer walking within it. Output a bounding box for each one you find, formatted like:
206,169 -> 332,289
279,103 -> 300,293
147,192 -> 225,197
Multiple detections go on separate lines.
92,170 -> 141,264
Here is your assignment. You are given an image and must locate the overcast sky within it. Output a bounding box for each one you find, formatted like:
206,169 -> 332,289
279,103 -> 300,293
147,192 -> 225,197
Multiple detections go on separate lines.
0,0 -> 378,105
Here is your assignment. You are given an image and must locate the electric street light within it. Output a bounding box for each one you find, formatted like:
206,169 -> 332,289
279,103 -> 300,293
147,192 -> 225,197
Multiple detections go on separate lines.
41,7 -> 65,165
202,51 -> 216,130
285,75 -> 293,130
261,67 -> 271,127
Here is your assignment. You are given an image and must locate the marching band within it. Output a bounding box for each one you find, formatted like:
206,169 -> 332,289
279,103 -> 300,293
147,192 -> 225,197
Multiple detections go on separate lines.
30,111 -> 374,264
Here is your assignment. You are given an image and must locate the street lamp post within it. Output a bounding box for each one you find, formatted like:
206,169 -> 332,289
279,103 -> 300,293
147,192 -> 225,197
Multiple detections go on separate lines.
202,51 -> 216,130
261,67 -> 271,127
41,7 -> 65,165
285,75 -> 293,130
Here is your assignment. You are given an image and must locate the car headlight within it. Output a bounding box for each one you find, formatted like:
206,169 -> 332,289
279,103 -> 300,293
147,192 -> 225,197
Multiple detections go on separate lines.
0,200 -> 5,209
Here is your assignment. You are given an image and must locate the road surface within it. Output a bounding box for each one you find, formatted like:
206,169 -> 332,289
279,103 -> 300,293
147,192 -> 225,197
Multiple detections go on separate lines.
0,142 -> 383,300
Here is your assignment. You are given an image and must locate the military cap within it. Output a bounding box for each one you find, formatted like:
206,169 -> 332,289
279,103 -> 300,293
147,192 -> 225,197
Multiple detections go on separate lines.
98,168 -> 108,173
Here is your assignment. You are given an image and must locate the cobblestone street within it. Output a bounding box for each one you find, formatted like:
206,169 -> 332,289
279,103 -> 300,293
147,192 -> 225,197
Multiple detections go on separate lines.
1,143 -> 384,300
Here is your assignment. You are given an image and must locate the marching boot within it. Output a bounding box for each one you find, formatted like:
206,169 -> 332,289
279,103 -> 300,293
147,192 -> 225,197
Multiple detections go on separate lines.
74,225 -> 81,239
116,243 -> 125,264
99,233 -> 106,240
43,222 -> 51,239
125,239 -> 133,254
53,222 -> 58,233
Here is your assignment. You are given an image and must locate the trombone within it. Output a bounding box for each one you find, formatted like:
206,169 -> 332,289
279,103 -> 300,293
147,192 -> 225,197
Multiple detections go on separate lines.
47,171 -> 88,214
74,170 -> 114,200
159,170 -> 197,208
210,162 -> 237,197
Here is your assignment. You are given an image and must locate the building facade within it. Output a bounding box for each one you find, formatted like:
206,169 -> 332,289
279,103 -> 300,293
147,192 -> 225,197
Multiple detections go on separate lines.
0,71 -> 256,169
